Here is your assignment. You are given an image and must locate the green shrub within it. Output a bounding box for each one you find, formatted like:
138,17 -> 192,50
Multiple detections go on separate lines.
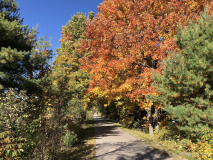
156,128 -> 168,140
62,131 -> 78,147
133,119 -> 144,129
0,88 -> 40,159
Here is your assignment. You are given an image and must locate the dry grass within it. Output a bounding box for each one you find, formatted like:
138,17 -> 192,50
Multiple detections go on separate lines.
69,111 -> 96,160
54,111 -> 96,160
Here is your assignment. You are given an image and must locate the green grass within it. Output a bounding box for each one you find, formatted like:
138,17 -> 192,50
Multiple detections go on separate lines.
98,113 -> 197,160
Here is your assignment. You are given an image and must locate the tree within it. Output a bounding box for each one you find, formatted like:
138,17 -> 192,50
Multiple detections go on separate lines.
52,11 -> 94,123
151,3 -> 213,140
0,0 -> 54,159
0,0 -> 53,96
79,0 -> 213,135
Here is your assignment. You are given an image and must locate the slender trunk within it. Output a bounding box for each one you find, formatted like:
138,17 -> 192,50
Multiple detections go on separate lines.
155,108 -> 159,134
147,107 -> 153,136
146,97 -> 154,136
149,124 -> 154,135
155,123 -> 159,133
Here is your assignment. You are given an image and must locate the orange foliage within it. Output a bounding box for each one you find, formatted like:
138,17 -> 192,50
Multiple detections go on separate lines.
79,0 -> 213,108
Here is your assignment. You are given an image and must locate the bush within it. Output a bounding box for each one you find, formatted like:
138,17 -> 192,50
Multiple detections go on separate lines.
133,119 -> 144,129
62,131 -> 78,147
0,88 -> 40,159
67,121 -> 81,135
121,117 -> 134,128
156,128 -> 168,140
187,133 -> 213,160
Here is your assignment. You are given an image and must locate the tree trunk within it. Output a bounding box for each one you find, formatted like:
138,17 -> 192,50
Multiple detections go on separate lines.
149,123 -> 154,135
147,107 -> 153,136
154,108 -> 159,134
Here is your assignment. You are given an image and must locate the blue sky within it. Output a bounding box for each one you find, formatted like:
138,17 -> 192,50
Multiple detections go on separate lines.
17,0 -> 203,63
17,0 -> 104,63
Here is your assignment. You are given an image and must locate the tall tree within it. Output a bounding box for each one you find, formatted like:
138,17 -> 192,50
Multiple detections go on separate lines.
0,0 -> 53,159
0,0 -> 52,96
151,3 -> 213,140
53,11 -> 94,121
79,0 -> 213,135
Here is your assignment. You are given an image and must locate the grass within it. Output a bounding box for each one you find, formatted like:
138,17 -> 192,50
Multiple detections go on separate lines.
98,113 -> 197,160
69,111 -> 96,160
54,111 -> 96,160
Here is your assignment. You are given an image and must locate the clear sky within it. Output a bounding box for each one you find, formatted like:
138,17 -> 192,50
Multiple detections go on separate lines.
16,0 -> 203,63
17,0 -> 104,63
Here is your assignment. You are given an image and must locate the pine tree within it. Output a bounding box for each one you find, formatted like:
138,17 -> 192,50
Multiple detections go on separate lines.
0,1 -> 54,159
0,0 -> 52,95
151,3 -> 213,140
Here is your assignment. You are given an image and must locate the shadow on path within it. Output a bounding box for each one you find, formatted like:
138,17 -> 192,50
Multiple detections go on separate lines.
95,116 -> 121,138
94,114 -> 171,160
96,141 -> 170,160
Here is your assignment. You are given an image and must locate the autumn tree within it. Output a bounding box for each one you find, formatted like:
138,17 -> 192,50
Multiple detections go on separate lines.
52,11 -> 94,123
79,0 -> 213,135
151,4 -> 213,140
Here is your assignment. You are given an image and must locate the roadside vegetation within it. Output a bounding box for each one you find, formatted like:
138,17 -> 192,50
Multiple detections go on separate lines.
59,111 -> 96,160
0,0 -> 96,159
1,0 -> 213,159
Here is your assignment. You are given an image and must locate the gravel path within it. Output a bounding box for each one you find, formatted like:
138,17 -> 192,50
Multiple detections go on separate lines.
94,113 -> 171,160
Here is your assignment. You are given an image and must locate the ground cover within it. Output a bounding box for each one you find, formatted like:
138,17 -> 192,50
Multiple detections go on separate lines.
69,111 -> 96,160
56,111 -> 96,160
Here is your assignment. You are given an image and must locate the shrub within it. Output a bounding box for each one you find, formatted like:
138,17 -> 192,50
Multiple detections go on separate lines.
156,128 -> 168,140
62,131 -> 78,147
0,88 -> 41,159
121,117 -> 134,128
133,119 -> 144,129
187,133 -> 213,160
